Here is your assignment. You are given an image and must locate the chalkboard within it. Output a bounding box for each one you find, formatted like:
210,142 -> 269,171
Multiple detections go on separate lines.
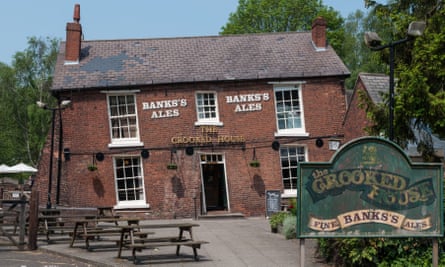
265,190 -> 281,217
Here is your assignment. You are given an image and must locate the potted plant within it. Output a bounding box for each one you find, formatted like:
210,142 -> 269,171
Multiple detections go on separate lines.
167,163 -> 178,170
269,211 -> 288,233
249,160 -> 260,167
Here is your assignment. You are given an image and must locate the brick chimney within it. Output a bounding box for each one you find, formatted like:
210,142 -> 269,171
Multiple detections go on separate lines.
65,4 -> 82,63
311,17 -> 327,50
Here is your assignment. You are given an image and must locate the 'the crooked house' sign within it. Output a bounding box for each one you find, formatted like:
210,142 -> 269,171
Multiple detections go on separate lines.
297,137 -> 443,238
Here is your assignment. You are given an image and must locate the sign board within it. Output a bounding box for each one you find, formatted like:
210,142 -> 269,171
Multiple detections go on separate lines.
265,190 -> 281,217
298,137 -> 443,238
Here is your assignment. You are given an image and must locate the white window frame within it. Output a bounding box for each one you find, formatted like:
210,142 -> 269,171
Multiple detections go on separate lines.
279,145 -> 307,197
273,84 -> 308,137
113,155 -> 149,209
194,91 -> 223,126
106,92 -> 143,148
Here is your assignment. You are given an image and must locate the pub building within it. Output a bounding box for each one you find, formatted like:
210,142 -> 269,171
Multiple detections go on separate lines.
34,5 -> 350,218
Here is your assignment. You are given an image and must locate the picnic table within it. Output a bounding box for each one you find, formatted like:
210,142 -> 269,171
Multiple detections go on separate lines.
69,217 -> 142,250
117,222 -> 209,264
38,206 -> 122,243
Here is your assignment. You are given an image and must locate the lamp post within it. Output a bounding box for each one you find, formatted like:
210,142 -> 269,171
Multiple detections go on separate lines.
37,99 -> 71,208
364,21 -> 426,141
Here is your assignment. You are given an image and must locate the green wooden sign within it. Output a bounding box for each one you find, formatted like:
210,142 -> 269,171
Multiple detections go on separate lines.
297,137 -> 443,238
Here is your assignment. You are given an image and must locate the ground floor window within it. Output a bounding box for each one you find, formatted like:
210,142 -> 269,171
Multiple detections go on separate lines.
114,156 -> 146,207
279,146 -> 306,195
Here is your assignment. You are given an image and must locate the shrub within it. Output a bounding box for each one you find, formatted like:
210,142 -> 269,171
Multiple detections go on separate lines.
269,211 -> 288,228
282,215 -> 296,239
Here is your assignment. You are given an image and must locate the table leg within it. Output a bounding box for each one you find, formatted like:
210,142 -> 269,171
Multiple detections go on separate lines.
117,229 -> 126,258
70,223 -> 79,247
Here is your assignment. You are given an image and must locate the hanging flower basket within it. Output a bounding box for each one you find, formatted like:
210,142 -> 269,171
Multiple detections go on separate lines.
249,160 -> 260,168
167,163 -> 178,170
88,164 -> 97,171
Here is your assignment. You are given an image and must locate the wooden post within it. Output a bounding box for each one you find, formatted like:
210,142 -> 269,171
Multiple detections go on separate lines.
18,195 -> 27,250
27,190 -> 39,250
300,238 -> 305,267
433,238 -> 438,267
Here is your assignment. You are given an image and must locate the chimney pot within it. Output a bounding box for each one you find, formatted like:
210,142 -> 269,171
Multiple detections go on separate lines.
312,17 -> 327,50
65,4 -> 82,63
73,4 -> 80,23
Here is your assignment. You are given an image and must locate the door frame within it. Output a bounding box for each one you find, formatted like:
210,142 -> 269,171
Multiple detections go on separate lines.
199,153 -> 230,214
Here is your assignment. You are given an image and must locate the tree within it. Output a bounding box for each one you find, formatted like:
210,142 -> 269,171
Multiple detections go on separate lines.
0,37 -> 59,166
363,0 -> 445,160
220,0 -> 345,55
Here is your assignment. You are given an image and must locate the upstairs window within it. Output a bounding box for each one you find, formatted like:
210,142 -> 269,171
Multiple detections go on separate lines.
195,92 -> 222,125
107,94 -> 143,147
274,85 -> 307,136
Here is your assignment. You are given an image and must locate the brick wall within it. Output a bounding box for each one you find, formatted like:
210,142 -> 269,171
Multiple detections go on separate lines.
35,78 -> 346,218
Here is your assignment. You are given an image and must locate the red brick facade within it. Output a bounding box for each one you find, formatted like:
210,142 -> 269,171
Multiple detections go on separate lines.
34,5 -> 350,218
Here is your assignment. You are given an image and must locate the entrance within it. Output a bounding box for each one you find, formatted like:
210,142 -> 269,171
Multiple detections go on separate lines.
200,154 -> 228,214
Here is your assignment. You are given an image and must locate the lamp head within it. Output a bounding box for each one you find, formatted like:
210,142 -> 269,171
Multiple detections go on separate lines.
60,100 -> 72,108
36,101 -> 47,109
407,21 -> 426,37
364,31 -> 382,48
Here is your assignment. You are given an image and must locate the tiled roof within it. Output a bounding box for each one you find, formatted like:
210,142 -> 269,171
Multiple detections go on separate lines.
52,32 -> 350,91
358,73 -> 389,104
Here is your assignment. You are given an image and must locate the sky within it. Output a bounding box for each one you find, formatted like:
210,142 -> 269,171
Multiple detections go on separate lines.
0,0 -> 367,65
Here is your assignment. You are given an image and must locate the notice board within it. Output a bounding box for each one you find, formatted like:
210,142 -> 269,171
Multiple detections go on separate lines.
266,190 -> 281,217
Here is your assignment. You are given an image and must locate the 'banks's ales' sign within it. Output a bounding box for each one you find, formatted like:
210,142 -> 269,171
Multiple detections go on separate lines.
297,137 -> 443,238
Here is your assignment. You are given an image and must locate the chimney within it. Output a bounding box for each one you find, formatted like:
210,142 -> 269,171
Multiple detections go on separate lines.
311,17 -> 327,50
65,4 -> 82,63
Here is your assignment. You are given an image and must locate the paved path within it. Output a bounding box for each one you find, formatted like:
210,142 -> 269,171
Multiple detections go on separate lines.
3,217 -> 331,267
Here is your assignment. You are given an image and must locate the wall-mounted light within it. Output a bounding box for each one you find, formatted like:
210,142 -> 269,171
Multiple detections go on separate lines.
63,148 -> 71,161
185,147 -> 194,156
328,139 -> 341,151
141,149 -> 149,159
95,152 -> 105,161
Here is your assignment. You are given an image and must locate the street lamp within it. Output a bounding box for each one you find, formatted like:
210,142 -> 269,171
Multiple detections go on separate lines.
37,99 -> 71,208
364,21 -> 426,141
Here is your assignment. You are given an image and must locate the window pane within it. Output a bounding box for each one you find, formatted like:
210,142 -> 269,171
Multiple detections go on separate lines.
196,92 -> 218,121
275,86 -> 302,131
279,146 -> 306,190
108,94 -> 139,142
114,156 -> 144,202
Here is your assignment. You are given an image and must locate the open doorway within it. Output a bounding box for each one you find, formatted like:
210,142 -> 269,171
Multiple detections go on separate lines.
200,154 -> 228,214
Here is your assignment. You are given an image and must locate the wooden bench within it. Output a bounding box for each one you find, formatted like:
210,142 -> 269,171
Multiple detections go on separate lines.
38,211 -> 97,243
128,240 -> 209,264
117,222 -> 209,264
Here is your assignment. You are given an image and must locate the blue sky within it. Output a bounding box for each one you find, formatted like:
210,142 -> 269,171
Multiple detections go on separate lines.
1,1 -> 367,65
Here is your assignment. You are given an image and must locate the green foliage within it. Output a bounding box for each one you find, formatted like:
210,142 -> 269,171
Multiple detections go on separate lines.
360,0 -> 445,157
0,36 -> 59,166
318,237 -> 445,266
220,0 -> 345,56
282,215 -> 296,239
269,211 -> 288,228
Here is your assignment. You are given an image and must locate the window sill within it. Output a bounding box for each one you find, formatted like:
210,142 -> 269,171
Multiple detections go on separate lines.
108,141 -> 144,149
194,121 -> 224,127
114,203 -> 150,209
274,132 -> 309,137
